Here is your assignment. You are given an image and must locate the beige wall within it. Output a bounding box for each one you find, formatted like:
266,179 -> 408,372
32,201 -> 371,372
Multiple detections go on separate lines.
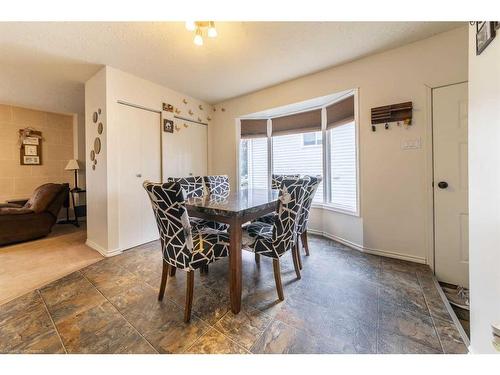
209,27 -> 468,263
0,103 -> 74,203
468,24 -> 500,354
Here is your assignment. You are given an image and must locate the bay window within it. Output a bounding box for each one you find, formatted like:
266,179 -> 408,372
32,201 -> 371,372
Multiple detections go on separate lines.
239,91 -> 358,215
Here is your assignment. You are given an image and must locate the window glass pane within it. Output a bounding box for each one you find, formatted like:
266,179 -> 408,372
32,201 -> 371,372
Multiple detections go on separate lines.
272,131 -> 324,202
240,138 -> 268,189
329,122 -> 357,212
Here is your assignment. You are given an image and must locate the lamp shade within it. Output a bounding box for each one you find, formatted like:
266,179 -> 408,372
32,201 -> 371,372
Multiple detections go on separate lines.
65,159 -> 80,171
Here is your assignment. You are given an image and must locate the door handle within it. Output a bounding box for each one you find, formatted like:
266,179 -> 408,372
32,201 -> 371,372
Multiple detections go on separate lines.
136,173 -> 142,178
437,181 -> 448,189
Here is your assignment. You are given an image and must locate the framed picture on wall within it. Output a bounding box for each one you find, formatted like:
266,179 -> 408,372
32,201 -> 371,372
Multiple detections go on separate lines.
19,129 -> 42,165
24,145 -> 38,156
476,21 -> 496,55
23,156 -> 40,165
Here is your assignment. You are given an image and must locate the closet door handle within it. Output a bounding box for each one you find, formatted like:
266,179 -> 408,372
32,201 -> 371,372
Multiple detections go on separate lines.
136,173 -> 142,178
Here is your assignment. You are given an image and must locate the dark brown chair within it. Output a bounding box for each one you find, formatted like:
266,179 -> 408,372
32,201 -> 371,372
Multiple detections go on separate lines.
0,183 -> 69,246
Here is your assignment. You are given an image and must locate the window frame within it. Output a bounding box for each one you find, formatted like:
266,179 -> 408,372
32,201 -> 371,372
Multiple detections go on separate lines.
237,89 -> 360,217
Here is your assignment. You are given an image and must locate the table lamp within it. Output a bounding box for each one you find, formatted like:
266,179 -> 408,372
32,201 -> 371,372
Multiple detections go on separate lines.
65,159 -> 80,190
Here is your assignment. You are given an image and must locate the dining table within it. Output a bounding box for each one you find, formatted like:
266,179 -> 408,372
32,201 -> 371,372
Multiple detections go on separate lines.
185,188 -> 279,314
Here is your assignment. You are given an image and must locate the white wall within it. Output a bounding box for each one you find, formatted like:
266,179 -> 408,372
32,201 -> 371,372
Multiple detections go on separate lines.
209,27 -> 468,264
85,68 -> 108,252
85,66 -> 210,256
468,24 -> 500,354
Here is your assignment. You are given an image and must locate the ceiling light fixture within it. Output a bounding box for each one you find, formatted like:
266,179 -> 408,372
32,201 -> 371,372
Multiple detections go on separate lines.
185,21 -> 217,46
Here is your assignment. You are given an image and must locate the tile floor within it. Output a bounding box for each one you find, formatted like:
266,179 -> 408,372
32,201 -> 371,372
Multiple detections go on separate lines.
0,235 -> 468,354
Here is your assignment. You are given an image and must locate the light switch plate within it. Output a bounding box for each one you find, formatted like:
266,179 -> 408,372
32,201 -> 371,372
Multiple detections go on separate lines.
401,138 -> 421,150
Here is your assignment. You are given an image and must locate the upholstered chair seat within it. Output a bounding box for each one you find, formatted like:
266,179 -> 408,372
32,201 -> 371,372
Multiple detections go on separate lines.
143,181 -> 230,322
246,220 -> 273,238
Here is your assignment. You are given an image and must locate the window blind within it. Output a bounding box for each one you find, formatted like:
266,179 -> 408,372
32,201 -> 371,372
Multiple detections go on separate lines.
271,109 -> 322,136
240,119 -> 268,139
329,122 -> 357,212
326,96 -> 355,129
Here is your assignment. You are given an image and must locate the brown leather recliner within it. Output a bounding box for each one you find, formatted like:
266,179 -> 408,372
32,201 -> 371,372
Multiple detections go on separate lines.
0,183 -> 69,246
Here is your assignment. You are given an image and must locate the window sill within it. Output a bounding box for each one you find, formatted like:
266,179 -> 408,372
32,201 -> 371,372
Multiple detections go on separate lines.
310,202 -> 360,217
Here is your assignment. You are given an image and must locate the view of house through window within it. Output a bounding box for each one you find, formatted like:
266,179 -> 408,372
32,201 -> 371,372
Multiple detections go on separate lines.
273,131 -> 324,202
239,93 -> 358,214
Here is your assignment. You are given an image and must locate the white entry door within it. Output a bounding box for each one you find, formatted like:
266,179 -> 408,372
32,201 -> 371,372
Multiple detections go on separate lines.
117,104 -> 161,250
433,82 -> 469,287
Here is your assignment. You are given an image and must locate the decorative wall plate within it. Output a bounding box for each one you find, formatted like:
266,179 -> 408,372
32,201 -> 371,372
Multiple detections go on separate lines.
97,122 -> 103,134
90,150 -> 95,161
94,137 -> 101,154
98,108 -> 102,115
93,112 -> 98,123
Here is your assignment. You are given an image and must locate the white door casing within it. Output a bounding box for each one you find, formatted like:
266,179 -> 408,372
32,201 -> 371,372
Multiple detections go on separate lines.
117,104 -> 161,250
433,82 -> 469,287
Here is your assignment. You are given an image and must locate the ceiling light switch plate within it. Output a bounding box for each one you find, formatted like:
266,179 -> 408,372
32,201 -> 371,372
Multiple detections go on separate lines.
401,138 -> 421,150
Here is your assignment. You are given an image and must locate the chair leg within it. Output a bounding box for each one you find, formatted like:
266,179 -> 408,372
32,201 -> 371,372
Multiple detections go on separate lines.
200,264 -> 209,275
301,231 -> 310,256
255,253 -> 261,264
184,270 -> 195,323
158,261 -> 169,301
292,245 -> 302,280
272,259 -> 284,301
296,238 -> 303,270
169,266 -> 177,277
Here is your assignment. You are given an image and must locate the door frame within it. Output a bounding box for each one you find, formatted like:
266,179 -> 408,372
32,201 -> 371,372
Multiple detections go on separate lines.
425,80 -> 468,272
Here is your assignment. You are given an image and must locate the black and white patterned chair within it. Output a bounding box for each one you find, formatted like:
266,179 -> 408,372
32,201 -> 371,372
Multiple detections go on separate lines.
245,177 -> 307,300
166,176 -> 228,232
296,176 -> 322,257
248,175 -> 322,270
256,174 -> 301,225
143,181 -> 230,323
204,175 -> 230,197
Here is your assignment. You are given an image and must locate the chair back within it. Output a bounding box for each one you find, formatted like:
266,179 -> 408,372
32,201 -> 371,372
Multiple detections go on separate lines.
271,174 -> 300,189
166,176 -> 205,198
204,175 -> 230,197
143,181 -> 194,270
272,178 -> 307,254
297,176 -> 322,234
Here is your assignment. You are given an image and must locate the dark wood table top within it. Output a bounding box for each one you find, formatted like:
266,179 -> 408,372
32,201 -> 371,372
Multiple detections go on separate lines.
185,188 -> 278,219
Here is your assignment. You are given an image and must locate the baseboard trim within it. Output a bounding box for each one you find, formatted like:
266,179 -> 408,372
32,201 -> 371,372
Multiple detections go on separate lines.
307,229 -> 427,264
85,239 -> 122,258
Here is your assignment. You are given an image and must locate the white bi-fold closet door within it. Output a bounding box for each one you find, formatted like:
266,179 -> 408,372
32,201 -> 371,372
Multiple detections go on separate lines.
117,104 -> 161,250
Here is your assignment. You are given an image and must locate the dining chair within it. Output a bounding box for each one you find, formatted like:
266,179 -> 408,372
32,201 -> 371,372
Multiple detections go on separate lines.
248,176 -> 322,269
166,176 -> 229,232
256,174 -> 301,226
143,181 -> 230,323
204,175 -> 230,197
296,176 -> 322,258
166,176 -> 228,275
245,178 -> 307,300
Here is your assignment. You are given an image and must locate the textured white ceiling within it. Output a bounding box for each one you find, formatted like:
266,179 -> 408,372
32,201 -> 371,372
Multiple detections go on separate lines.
0,22 -> 462,114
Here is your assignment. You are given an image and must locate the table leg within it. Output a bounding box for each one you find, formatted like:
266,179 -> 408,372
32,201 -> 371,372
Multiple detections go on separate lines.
228,218 -> 242,314
71,192 -> 79,227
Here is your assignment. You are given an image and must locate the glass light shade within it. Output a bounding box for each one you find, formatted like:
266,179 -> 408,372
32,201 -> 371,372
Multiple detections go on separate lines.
194,32 -> 203,46
185,21 -> 196,31
208,26 -> 217,38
